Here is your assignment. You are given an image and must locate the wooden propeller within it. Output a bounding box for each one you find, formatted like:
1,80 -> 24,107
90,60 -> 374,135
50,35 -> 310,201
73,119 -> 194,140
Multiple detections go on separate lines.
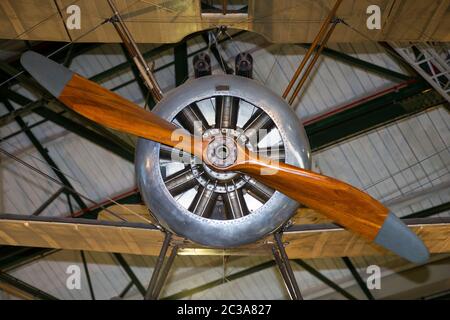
229,149 -> 387,240
59,74 -> 206,159
20,51 -> 429,264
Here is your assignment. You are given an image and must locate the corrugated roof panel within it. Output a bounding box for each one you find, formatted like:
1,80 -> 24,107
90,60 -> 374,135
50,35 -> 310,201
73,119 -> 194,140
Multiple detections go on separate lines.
1,31 -> 448,300
70,44 -> 126,79
218,32 -> 408,120
316,106 -> 450,217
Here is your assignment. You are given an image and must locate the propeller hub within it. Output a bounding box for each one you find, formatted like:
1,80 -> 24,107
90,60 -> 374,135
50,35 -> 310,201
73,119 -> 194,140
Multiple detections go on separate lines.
190,128 -> 247,193
205,135 -> 237,169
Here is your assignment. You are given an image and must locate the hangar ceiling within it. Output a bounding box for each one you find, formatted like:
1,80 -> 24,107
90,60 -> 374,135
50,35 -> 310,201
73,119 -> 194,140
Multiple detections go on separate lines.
0,0 -> 449,300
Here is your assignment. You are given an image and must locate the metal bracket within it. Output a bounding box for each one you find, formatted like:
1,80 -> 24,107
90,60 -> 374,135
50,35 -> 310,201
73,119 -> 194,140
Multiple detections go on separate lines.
331,17 -> 344,25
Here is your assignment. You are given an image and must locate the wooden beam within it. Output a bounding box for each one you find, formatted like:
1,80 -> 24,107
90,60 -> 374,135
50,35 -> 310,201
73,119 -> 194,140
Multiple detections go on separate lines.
0,214 -> 449,260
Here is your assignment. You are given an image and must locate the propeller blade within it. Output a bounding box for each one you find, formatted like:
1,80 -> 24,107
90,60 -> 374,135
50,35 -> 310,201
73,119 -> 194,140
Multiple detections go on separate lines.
20,51 -> 204,158
21,51 -> 429,264
231,154 -> 430,264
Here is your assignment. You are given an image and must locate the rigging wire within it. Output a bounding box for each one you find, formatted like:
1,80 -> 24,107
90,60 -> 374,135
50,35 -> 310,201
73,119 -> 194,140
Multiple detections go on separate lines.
0,137 -> 81,183
0,146 -> 124,221
0,0 -> 142,89
1,0 -> 82,46
0,145 -> 155,224
335,14 -> 450,205
0,17 -> 108,89
0,140 -> 153,224
206,28 -> 230,75
0,0 -> 154,224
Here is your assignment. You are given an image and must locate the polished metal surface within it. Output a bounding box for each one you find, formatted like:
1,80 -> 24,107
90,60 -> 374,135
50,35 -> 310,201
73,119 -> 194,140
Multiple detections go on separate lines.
205,135 -> 237,168
136,75 -> 311,247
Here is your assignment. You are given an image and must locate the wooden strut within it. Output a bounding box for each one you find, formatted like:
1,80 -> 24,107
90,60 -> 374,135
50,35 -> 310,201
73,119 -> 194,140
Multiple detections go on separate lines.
273,2 -> 342,298
288,19 -> 340,105
106,0 -> 163,102
222,0 -> 227,15
283,0 -> 343,104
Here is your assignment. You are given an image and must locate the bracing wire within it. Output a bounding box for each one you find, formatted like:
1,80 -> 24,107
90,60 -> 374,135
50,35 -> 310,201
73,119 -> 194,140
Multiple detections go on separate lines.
0,18 -> 109,88
0,146 -> 123,221
0,0 -> 142,89
0,0 -> 154,224
0,145 -> 155,224
1,0 -> 82,46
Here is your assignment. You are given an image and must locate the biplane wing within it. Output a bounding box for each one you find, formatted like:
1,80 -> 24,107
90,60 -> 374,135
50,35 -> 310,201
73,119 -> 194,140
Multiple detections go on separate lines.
0,207 -> 448,260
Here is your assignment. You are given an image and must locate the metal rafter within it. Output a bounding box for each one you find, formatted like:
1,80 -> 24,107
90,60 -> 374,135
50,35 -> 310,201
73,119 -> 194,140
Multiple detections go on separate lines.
341,257 -> 375,300
405,201 -> 450,219
0,22 -> 446,298
174,42 -> 189,86
304,79 -> 442,151
0,99 -> 42,127
296,44 -> 412,82
2,90 -> 134,162
390,42 -> 450,104
2,99 -> 88,212
80,251 -> 96,300
113,253 -> 146,297
293,260 -> 357,300
0,271 -> 58,300
32,187 -> 65,216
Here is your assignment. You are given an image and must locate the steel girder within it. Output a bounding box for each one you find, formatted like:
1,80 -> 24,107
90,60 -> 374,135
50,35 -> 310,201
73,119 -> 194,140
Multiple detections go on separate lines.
0,32 -> 447,283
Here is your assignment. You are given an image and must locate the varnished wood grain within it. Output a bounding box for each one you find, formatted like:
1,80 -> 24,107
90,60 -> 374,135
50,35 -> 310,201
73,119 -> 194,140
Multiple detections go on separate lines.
59,74 -> 206,159
0,215 -> 448,259
1,1 -> 449,43
230,149 -> 388,240
56,67 -> 404,244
